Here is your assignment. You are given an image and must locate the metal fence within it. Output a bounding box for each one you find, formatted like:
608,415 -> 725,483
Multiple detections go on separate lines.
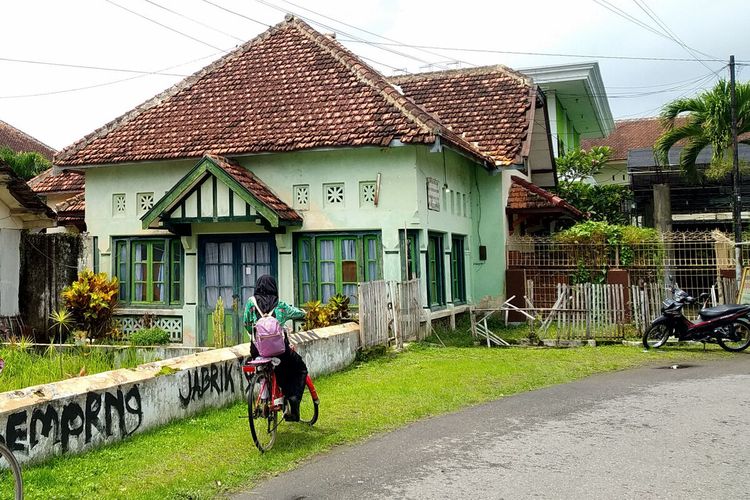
508,230 -> 742,310
358,279 -> 422,348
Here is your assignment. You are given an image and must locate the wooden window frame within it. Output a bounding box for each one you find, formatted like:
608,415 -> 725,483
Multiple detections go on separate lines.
427,232 -> 446,308
295,232 -> 382,305
113,237 -> 183,306
451,236 -> 466,304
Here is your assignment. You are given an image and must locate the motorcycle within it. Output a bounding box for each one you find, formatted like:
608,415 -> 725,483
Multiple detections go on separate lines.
642,280 -> 750,352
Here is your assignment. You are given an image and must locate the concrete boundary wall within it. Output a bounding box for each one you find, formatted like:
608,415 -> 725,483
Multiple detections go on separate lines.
0,322 -> 359,465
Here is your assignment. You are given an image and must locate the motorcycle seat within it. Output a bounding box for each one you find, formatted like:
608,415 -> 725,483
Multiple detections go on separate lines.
699,304 -> 750,320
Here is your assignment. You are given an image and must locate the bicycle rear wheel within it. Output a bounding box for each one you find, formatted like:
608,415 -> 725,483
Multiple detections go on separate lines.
298,378 -> 319,426
247,372 -> 278,452
0,442 -> 23,500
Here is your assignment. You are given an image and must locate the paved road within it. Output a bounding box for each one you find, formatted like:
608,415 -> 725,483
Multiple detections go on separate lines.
235,355 -> 750,499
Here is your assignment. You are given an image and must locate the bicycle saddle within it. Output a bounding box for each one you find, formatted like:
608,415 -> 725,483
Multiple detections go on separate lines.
248,357 -> 281,366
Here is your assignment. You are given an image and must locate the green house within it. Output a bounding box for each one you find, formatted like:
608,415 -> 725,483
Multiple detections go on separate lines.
54,16 -> 561,346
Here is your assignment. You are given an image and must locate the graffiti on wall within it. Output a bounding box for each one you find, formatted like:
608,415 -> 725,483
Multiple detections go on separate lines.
1,385 -> 142,455
178,360 -> 241,408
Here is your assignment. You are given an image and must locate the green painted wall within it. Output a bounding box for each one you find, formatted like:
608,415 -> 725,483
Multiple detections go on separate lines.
555,99 -> 580,155
84,145 -> 503,345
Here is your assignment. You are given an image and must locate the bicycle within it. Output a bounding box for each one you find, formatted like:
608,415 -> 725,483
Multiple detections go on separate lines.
0,358 -> 22,499
243,356 -> 319,453
0,442 -> 22,500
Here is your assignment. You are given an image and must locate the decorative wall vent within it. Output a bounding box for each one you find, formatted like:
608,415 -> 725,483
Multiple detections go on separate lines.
324,183 -> 345,206
137,192 -> 155,216
360,181 -> 376,206
293,184 -> 309,210
113,193 -> 127,216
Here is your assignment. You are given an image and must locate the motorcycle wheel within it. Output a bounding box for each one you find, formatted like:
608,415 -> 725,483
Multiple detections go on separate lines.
717,319 -> 750,352
643,323 -> 670,349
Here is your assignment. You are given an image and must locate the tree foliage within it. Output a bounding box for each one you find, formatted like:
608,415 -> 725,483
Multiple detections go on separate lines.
0,147 -> 51,180
654,79 -> 750,180
556,146 -> 613,183
555,182 -> 633,225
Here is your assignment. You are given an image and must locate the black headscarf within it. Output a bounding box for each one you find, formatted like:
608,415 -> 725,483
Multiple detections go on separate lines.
254,274 -> 279,315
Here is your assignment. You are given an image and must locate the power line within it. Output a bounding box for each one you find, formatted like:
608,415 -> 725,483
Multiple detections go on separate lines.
143,0 -> 246,43
250,0 -> 449,70
104,0 -> 227,52
0,56 -> 188,77
552,68 -> 726,99
196,0 -> 271,28
630,0 -> 721,75
592,0 -> 720,63
273,0 -> 475,68
336,38 -> 736,63
0,51 -> 225,99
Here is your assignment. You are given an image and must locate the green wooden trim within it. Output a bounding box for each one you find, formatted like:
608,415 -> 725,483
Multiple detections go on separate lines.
158,216 -> 260,224
141,161 -> 210,229
142,156 -> 301,230
112,236 -> 182,307
212,176 -> 218,221
206,162 -> 280,227
229,189 -> 234,217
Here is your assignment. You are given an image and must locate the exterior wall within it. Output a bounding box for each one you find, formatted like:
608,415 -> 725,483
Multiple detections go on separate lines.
418,148 -> 482,308
42,192 -> 78,234
0,322 -> 359,466
83,145 -> 499,345
555,98 -> 580,156
594,161 -> 629,186
0,197 -> 22,317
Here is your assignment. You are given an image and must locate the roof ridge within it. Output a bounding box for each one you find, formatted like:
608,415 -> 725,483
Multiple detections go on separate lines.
389,64 -> 532,86
55,19 -> 294,165
288,18 -> 493,165
288,18 -> 438,136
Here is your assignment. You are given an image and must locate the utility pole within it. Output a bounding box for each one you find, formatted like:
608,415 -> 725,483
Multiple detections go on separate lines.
731,55 -> 742,280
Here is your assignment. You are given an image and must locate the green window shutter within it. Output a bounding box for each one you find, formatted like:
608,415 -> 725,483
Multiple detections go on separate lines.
399,230 -> 419,281
451,236 -> 465,304
298,237 -> 313,304
114,237 -> 181,306
170,239 -> 183,305
318,238 -> 337,303
115,240 -> 129,301
363,235 -> 381,282
427,233 -> 445,307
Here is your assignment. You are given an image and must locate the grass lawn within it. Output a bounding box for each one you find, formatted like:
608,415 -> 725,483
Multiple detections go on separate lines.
11,341 -> 730,500
0,345 -> 143,393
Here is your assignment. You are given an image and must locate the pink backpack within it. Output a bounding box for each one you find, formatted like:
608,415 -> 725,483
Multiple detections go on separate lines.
250,297 -> 286,357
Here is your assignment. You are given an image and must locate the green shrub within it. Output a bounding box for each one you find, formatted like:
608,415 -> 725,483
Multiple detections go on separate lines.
129,327 -> 171,346
61,270 -> 119,342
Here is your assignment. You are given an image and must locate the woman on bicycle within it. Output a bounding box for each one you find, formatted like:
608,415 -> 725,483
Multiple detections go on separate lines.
243,274 -> 307,421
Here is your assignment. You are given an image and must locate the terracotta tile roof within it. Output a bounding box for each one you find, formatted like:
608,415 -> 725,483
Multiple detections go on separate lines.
207,154 -> 302,224
55,192 -> 85,227
56,16 -> 493,169
0,162 -> 56,219
28,168 -> 84,194
507,175 -> 584,218
389,66 -> 536,166
0,120 -> 56,161
580,117 -> 687,160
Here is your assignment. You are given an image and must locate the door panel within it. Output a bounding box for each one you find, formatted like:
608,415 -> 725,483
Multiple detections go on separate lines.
198,236 -> 277,347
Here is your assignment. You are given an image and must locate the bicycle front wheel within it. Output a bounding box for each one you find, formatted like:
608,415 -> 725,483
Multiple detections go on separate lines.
298,378 -> 319,426
0,443 -> 23,500
248,372 -> 278,453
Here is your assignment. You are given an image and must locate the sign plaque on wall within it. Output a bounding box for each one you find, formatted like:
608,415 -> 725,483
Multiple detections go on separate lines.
426,177 -> 440,211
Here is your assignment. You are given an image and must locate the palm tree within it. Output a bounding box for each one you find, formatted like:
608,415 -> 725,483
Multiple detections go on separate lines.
654,79 -> 750,180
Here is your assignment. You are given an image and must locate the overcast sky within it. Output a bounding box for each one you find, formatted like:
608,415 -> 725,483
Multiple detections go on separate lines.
1,0 -> 748,151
